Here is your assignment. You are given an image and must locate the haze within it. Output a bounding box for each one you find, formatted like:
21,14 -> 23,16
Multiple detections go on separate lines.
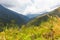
0,0 -> 60,15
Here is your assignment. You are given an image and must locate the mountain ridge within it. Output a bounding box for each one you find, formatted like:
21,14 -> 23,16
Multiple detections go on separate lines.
0,4 -> 29,26
27,7 -> 60,26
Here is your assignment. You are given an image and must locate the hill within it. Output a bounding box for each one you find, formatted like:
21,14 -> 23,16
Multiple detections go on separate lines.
0,6 -> 60,40
27,7 -> 60,26
0,5 -> 29,26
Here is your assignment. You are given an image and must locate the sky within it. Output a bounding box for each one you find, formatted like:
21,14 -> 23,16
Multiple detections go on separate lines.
0,0 -> 60,15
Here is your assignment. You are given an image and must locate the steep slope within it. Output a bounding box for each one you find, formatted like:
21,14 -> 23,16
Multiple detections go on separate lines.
25,7 -> 60,40
0,5 -> 29,26
27,7 -> 60,26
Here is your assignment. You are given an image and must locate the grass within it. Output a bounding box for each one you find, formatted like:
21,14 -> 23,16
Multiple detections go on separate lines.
0,16 -> 60,40
0,26 -> 51,40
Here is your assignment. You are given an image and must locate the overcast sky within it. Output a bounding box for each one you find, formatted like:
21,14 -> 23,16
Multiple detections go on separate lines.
0,0 -> 60,15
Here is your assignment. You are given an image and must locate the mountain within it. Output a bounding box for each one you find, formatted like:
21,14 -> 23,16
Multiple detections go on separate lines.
27,7 -> 60,26
26,14 -> 40,18
0,5 -> 29,26
26,11 -> 48,19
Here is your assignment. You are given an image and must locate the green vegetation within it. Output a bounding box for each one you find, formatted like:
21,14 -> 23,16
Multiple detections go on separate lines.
0,16 -> 60,40
0,7 -> 60,40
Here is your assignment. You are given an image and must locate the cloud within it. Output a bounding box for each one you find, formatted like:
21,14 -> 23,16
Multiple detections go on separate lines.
0,0 -> 32,14
0,0 -> 60,15
23,0 -> 60,15
0,0 -> 17,6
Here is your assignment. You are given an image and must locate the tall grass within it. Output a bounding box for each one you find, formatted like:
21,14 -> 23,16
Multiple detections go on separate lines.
0,16 -> 60,40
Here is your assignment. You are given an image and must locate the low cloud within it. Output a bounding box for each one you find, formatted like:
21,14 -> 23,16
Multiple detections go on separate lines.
0,0 -> 60,15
